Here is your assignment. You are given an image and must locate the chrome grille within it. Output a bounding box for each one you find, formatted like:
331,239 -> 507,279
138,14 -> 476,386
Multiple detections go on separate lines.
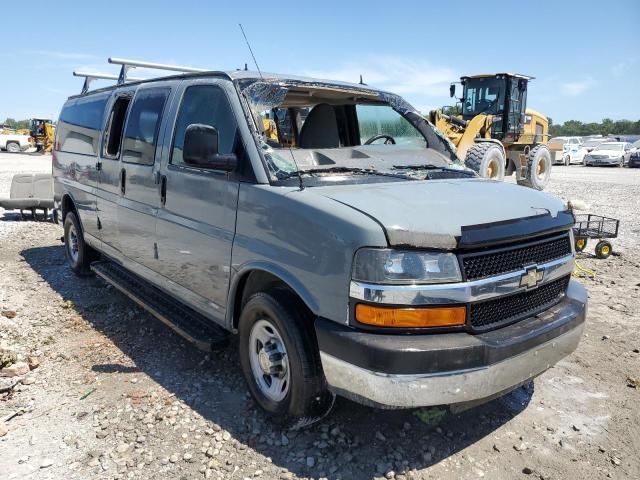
461,233 -> 572,281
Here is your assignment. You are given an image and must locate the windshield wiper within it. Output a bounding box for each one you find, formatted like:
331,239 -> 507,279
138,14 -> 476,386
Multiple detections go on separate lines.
284,166 -> 382,177
391,164 -> 476,177
279,166 -> 413,181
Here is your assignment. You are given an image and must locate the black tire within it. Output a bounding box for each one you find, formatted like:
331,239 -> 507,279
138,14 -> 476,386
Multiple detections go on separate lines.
238,289 -> 334,429
595,240 -> 612,259
464,142 -> 505,180
575,237 -> 588,252
564,154 -> 570,166
63,212 -> 96,276
6,142 -> 20,153
517,144 -> 552,190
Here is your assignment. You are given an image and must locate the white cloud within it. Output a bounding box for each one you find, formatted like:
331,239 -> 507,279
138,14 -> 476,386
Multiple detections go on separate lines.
303,56 -> 457,97
560,77 -> 595,96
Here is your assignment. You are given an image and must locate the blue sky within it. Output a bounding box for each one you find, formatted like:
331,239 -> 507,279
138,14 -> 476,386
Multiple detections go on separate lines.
1,0 -> 638,123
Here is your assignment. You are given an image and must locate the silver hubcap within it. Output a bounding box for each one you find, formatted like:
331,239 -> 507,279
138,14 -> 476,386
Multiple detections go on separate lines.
249,319 -> 290,402
68,224 -> 79,263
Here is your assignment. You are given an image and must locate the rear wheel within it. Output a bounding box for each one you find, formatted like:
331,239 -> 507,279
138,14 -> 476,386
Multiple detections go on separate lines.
6,142 -> 20,153
575,237 -> 588,252
517,145 -> 552,190
63,212 -> 96,276
464,142 -> 505,181
238,289 -> 334,429
595,240 -> 612,259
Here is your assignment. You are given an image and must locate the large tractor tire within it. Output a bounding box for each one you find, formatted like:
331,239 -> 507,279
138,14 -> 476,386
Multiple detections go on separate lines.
465,142 -> 505,181
517,144 -> 552,190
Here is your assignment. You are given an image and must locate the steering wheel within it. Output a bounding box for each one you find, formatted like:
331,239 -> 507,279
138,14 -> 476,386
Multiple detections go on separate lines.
364,134 -> 396,145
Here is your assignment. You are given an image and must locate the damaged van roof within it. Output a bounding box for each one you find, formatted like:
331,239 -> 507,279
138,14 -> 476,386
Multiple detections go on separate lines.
69,69 -> 389,99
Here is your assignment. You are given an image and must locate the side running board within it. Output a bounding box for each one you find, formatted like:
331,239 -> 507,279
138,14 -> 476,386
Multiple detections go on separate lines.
91,260 -> 229,351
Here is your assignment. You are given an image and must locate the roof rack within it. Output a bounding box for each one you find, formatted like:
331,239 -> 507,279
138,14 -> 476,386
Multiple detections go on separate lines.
73,71 -> 145,95
74,57 -> 210,94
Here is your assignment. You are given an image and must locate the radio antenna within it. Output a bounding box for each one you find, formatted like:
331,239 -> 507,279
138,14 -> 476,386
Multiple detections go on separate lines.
238,25 -> 303,189
239,23 -> 263,79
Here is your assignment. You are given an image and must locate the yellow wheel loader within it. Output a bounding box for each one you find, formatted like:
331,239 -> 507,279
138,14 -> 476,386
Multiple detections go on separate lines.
30,118 -> 55,153
429,73 -> 552,190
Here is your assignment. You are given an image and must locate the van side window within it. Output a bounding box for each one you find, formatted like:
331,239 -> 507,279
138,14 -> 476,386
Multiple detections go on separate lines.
122,88 -> 169,166
103,96 -> 131,158
57,95 -> 109,155
171,85 -> 238,167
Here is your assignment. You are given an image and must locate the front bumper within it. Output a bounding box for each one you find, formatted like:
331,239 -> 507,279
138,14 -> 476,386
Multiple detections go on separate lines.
317,280 -> 587,408
584,156 -> 622,166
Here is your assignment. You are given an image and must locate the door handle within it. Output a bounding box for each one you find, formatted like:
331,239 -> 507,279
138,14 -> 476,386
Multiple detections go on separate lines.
160,175 -> 167,205
120,168 -> 126,195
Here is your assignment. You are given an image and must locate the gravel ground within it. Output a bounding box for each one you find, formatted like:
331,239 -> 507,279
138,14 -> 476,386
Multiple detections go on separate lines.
1,153 -> 639,480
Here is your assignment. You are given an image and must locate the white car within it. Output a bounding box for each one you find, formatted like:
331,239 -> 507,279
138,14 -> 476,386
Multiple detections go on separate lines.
583,142 -> 632,167
580,138 -> 609,153
548,136 -> 583,165
0,133 -> 33,153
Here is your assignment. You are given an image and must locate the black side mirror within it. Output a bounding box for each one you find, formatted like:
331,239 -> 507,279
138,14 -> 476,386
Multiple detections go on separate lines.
183,124 -> 237,171
518,79 -> 526,92
449,84 -> 456,98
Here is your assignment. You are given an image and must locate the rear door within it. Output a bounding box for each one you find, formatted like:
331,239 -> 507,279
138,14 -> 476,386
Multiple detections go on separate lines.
117,85 -> 171,269
154,80 -> 241,319
97,90 -> 134,250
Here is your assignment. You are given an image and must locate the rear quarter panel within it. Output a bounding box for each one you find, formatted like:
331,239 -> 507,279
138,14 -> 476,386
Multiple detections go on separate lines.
53,93 -> 110,239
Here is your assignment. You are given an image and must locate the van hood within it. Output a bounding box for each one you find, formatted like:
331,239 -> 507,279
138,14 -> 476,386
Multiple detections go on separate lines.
589,149 -> 623,157
314,179 -> 569,249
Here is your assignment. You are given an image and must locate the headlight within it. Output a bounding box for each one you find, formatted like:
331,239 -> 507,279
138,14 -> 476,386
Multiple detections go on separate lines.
352,248 -> 462,285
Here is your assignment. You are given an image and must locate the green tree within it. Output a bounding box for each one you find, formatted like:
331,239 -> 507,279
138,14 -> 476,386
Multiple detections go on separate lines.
2,118 -> 31,130
550,118 -> 640,136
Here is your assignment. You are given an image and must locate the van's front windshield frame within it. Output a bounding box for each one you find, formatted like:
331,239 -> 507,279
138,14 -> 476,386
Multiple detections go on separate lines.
234,78 -> 461,184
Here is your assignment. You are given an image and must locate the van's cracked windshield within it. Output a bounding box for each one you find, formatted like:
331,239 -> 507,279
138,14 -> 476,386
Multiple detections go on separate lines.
242,82 -> 460,180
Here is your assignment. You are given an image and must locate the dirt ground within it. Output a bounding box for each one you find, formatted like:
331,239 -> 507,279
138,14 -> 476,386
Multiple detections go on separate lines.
1,152 -> 639,480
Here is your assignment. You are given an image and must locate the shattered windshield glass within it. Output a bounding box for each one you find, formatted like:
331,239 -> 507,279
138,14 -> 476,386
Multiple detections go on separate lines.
239,79 -> 462,181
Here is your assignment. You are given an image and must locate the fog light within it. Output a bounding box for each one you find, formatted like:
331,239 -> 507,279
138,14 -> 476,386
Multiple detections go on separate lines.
355,304 -> 466,328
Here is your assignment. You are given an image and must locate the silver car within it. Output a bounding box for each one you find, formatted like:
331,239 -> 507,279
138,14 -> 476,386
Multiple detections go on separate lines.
583,142 -> 632,166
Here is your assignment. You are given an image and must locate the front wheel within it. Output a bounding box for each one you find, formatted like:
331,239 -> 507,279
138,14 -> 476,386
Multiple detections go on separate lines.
517,145 -> 552,190
595,240 -> 612,259
464,142 -> 506,180
564,155 -> 570,166
238,290 -> 334,429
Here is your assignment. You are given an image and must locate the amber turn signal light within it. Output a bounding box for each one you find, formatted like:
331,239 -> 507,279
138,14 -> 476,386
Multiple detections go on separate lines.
355,304 -> 466,328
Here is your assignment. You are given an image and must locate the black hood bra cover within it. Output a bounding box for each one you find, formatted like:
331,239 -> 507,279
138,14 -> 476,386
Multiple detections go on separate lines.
458,210 -> 575,249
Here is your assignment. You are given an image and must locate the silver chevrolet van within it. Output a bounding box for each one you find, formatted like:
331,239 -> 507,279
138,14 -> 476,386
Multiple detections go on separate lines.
53,60 -> 586,426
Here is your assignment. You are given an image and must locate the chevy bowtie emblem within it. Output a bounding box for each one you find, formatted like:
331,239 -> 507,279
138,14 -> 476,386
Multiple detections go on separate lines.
520,266 -> 544,289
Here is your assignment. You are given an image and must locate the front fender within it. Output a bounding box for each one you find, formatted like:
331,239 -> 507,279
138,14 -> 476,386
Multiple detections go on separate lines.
226,261 -> 320,330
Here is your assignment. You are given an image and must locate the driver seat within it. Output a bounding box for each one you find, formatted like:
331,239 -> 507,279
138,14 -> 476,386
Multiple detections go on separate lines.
298,103 -> 340,149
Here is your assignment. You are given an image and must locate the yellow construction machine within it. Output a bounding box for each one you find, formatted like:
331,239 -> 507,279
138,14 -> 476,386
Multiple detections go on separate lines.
30,118 -> 55,153
429,73 -> 551,189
